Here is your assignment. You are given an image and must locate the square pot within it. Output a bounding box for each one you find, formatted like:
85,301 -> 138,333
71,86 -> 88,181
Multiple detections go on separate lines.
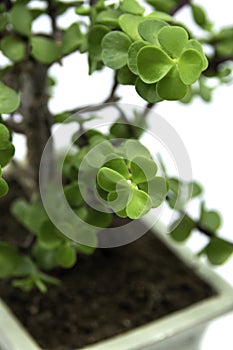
0,219 -> 233,350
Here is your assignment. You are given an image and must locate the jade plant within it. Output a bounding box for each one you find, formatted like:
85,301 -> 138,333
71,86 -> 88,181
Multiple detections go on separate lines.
0,0 -> 233,292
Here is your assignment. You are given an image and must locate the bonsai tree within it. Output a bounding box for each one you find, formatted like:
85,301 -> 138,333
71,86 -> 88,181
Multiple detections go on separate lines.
0,0 -> 233,292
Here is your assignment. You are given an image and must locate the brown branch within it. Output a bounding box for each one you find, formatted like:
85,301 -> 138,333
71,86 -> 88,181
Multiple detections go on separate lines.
104,72 -> 120,103
204,54 -> 233,75
2,0 -> 12,10
170,0 -> 191,16
47,0 -> 61,40
3,119 -> 25,134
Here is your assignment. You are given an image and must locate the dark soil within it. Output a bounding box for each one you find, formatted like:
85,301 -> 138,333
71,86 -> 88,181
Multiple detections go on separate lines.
0,181 -> 216,350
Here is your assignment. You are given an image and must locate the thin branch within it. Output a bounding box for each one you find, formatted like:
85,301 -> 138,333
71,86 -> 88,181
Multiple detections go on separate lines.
104,71 -> 120,103
2,0 -> 12,10
205,54 -> 233,74
47,0 -> 60,40
3,119 -> 25,134
170,0 -> 191,16
9,161 -> 35,200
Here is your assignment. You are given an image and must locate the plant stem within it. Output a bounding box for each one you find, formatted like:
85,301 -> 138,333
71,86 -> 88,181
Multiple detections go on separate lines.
170,0 -> 191,16
19,61 -> 55,193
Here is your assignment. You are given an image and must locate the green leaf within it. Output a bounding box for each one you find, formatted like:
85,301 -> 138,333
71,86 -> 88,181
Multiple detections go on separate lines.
137,46 -> 174,84
178,49 -> 204,85
31,37 -> 62,64
135,78 -> 162,103
120,0 -> 145,15
128,41 -> 147,75
32,243 -> 57,270
158,26 -> 189,57
199,79 -> 212,102
62,23 -> 83,55
146,11 -> 174,22
104,157 -> 130,179
96,9 -> 121,27
191,4 -> 212,30
85,209 -> 112,228
39,221 -> 64,250
55,244 -> 77,268
108,188 -> 132,214
0,243 -> 20,278
139,176 -> 168,207
117,65 -> 137,85
102,31 -> 132,69
126,188 -> 152,219
138,19 -> 167,44
0,178 -> 8,197
119,14 -> 143,41
0,143 -> 15,167
157,67 -> 188,100
124,139 -> 151,160
200,203 -> 221,232
11,199 -> 47,235
97,167 -> 127,192
206,238 -> 233,265
88,25 -> 110,61
0,82 -> 20,114
170,215 -> 195,242
1,36 -> 26,62
0,124 -> 10,150
9,4 -> 32,36
190,181 -> 203,198
146,0 -> 176,13
64,182 -> 83,208
184,39 -> 208,70
130,156 -> 158,184
13,257 -> 37,277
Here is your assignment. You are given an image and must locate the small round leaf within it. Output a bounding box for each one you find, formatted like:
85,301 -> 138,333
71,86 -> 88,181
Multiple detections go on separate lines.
178,49 -> 204,85
31,37 -> 62,64
135,78 -> 162,103
138,19 -> 168,44
170,215 -> 195,242
0,178 -> 9,197
126,188 -> 152,219
206,238 -> 233,265
97,167 -> 126,192
102,31 -> 132,69
39,221 -> 64,250
1,36 -> 26,62
157,67 -> 188,100
55,244 -> 77,268
158,26 -> 189,57
0,124 -> 10,150
0,82 -> 20,114
137,46 -> 174,84
128,40 -> 147,75
119,14 -> 143,41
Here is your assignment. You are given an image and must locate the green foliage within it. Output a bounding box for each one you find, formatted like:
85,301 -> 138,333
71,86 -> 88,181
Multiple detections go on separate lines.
9,4 -> 32,36
170,215 -> 195,242
0,82 -> 20,114
62,23 -> 83,55
0,0 -> 232,292
205,238 -> 233,265
200,202 -> 222,232
11,198 -> 47,235
1,36 -> 26,62
0,243 -> 20,278
102,31 -> 132,69
191,4 -> 212,31
30,37 -> 62,64
96,139 -> 168,219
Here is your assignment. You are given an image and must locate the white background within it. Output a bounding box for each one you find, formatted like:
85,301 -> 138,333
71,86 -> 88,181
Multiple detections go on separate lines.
12,0 -> 233,348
